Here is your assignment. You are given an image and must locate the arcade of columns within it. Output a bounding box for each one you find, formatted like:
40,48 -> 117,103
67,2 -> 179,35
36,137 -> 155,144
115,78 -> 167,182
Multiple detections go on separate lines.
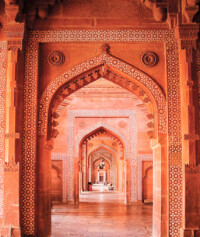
0,0 -> 200,236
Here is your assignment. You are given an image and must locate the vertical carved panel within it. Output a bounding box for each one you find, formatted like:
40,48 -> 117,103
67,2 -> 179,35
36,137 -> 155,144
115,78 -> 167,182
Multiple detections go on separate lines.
0,42 -> 7,217
196,41 -> 200,147
166,38 -> 183,237
22,41 -> 38,235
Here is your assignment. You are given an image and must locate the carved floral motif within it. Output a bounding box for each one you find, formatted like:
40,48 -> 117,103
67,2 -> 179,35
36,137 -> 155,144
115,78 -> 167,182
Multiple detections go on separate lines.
141,51 -> 158,67
48,50 -> 65,66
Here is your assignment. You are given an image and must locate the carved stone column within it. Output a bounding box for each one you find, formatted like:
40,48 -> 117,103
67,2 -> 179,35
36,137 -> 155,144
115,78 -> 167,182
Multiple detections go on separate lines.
4,23 -> 24,164
74,157 -> 79,204
37,135 -> 52,236
179,24 -> 199,165
82,142 -> 87,191
125,158 -> 131,204
179,24 -> 200,236
2,21 -> 24,236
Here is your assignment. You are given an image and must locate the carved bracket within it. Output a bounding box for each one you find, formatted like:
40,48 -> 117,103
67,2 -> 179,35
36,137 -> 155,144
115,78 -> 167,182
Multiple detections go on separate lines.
4,160 -> 19,172
141,0 -> 167,22
179,24 -> 199,62
185,163 -> 200,174
185,1 -> 199,23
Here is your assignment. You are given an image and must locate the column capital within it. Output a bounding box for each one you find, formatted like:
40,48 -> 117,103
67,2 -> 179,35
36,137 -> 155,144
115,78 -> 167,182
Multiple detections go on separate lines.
4,22 -> 25,62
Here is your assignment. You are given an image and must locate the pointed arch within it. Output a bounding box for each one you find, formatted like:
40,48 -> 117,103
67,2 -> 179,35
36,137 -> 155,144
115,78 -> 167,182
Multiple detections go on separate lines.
38,53 -> 167,137
75,122 -> 129,158
88,144 -> 118,160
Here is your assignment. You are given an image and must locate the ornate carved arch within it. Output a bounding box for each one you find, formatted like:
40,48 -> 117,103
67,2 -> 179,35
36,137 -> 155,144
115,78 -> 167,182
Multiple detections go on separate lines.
88,144 -> 118,161
38,53 -> 167,138
75,122 -> 129,158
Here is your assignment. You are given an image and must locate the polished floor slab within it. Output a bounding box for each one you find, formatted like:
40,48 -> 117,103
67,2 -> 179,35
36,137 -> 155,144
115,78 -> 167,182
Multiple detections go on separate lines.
51,192 -> 152,237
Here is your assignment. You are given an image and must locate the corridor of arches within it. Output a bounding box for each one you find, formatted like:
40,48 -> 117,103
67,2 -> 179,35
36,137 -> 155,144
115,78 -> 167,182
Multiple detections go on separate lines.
50,78 -> 154,236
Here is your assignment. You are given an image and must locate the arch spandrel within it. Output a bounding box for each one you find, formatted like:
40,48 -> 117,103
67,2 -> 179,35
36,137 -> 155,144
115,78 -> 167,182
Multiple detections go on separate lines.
38,53 -> 167,137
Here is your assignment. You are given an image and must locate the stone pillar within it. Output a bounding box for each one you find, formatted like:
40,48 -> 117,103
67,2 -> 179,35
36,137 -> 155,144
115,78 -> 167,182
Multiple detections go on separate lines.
36,135 -> 52,236
125,158 -> 131,204
79,162 -> 83,193
112,160 -> 115,186
88,155 -> 92,182
179,25 -> 199,165
119,160 -> 123,192
82,143 -> 87,191
74,157 -> 79,203
1,21 -> 24,236
116,160 -> 119,191
179,25 -> 200,236
151,134 -> 168,237
180,165 -> 200,237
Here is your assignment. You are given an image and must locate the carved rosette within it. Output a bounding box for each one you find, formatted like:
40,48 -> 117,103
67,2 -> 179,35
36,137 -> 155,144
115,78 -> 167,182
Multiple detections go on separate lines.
48,50 -> 65,66
141,52 -> 158,67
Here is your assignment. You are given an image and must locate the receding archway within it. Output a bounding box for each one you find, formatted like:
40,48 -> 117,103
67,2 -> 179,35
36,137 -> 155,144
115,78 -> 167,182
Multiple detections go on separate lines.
88,145 -> 118,190
36,53 -> 167,237
78,126 -> 127,201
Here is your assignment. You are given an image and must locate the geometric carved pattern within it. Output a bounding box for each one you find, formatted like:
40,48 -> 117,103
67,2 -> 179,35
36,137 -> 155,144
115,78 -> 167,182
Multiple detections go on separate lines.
23,30 -> 182,236
196,41 -> 200,138
0,42 -> 6,217
166,38 -> 183,237
169,166 -> 182,237
22,41 -> 38,235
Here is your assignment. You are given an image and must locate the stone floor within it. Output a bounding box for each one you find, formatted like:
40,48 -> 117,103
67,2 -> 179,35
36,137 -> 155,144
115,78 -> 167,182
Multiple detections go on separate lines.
51,192 -> 152,237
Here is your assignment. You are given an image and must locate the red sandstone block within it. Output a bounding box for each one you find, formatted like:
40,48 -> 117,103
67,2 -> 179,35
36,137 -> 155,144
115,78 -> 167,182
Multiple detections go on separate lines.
37,18 -> 93,28
96,18 -> 141,27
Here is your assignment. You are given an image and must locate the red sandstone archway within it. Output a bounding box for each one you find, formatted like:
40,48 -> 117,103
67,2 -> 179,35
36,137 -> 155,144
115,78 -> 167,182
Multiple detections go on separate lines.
88,147 -> 119,192
87,145 -> 120,192
36,53 -> 167,237
78,127 -> 126,200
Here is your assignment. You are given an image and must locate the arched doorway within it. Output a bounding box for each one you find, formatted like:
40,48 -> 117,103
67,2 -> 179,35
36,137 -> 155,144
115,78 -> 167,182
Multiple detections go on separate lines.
88,146 -> 118,191
36,53 -> 167,236
78,127 -> 126,202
